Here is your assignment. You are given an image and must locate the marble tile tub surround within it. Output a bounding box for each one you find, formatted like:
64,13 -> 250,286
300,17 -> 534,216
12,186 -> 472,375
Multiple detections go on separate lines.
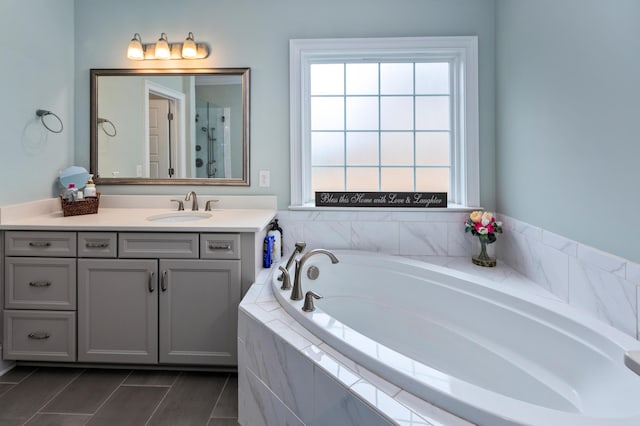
238,273 -> 477,426
276,209 -> 640,341
276,210 -> 474,257
497,214 -> 640,340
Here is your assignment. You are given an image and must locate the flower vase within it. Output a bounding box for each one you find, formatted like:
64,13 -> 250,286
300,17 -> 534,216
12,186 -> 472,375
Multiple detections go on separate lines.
472,238 -> 496,267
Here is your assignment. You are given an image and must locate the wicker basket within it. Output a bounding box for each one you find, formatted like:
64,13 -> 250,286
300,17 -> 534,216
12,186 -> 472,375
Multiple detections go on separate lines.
60,193 -> 100,217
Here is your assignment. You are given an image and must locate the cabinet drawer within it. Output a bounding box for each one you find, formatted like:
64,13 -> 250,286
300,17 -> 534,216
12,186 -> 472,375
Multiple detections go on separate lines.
5,258 -> 76,310
119,233 -> 199,258
200,234 -> 241,260
5,231 -> 76,257
3,310 -> 76,362
78,232 -> 117,258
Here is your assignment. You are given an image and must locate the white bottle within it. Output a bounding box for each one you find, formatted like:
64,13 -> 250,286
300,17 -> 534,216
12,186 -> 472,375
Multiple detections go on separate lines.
84,174 -> 97,198
267,229 -> 282,262
64,183 -> 78,201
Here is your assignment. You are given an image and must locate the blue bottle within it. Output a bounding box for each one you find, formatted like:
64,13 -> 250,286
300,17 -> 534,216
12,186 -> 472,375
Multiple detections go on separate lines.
263,235 -> 275,268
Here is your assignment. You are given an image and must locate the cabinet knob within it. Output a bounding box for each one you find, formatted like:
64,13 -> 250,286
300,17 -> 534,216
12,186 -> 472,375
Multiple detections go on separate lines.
28,332 -> 51,340
29,280 -> 52,287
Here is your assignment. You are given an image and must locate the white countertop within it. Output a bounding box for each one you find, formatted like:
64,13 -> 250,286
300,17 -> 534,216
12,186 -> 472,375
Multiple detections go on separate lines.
0,195 -> 277,233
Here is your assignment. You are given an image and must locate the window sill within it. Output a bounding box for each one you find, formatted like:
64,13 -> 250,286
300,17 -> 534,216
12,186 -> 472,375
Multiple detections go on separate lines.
288,203 -> 479,213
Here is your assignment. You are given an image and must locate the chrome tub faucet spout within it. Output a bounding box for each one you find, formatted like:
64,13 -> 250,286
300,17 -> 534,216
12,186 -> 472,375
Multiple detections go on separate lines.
291,249 -> 339,301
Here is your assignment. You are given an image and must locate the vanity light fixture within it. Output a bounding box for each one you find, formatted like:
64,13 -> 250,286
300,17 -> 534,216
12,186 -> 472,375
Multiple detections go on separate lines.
125,32 -> 209,60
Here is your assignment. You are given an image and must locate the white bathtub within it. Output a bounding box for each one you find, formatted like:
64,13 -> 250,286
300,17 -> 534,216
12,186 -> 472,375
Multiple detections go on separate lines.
272,250 -> 640,426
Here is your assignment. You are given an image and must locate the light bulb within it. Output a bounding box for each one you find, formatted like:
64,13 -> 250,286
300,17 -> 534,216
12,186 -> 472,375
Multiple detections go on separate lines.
127,33 -> 144,60
182,32 -> 197,59
155,33 -> 170,60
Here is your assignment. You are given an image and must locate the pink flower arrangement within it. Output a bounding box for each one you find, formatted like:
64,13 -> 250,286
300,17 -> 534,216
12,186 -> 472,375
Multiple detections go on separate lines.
464,211 -> 503,244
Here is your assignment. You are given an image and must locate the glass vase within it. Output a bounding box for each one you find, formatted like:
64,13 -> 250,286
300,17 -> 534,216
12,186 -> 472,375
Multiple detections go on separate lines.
472,238 -> 496,267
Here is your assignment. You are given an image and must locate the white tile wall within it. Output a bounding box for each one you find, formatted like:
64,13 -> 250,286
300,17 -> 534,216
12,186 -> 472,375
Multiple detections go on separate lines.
276,210 -> 472,257
498,214 -> 640,340
568,257 -> 637,337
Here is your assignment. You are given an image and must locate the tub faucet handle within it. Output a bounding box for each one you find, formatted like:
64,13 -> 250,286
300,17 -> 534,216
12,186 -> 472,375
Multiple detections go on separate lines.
279,266 -> 292,290
302,290 -> 323,312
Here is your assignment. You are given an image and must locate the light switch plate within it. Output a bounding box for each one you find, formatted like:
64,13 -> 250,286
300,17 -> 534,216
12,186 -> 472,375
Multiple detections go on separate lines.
259,170 -> 270,187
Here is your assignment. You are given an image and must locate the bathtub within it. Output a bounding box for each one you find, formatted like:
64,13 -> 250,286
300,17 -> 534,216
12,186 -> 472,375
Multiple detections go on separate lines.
271,250 -> 640,426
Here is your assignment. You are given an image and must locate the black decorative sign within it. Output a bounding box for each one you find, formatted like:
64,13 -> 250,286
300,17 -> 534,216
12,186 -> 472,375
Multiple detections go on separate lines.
315,192 -> 447,208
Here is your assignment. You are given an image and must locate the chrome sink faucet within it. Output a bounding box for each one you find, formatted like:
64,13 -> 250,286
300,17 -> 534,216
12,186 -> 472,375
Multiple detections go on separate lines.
185,191 -> 198,211
291,249 -> 339,301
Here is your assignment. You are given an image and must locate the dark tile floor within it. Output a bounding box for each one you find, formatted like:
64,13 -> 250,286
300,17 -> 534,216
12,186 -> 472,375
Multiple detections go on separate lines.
0,366 -> 238,426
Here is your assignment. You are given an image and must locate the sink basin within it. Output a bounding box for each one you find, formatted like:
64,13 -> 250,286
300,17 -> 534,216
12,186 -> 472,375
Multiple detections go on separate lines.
146,212 -> 213,223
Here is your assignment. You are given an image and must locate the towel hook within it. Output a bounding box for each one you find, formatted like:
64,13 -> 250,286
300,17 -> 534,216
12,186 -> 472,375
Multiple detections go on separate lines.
98,118 -> 117,137
35,109 -> 63,134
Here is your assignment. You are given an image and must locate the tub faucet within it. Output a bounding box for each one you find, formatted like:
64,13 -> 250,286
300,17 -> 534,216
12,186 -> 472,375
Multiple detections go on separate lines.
278,241 -> 307,282
291,249 -> 339,301
185,191 -> 198,211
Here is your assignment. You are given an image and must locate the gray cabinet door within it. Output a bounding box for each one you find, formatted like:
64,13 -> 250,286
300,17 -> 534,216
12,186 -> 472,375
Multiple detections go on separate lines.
158,259 -> 241,366
77,259 -> 158,364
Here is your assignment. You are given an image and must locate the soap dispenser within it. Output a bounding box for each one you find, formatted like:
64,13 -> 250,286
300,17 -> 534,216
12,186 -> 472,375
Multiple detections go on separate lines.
84,174 -> 97,198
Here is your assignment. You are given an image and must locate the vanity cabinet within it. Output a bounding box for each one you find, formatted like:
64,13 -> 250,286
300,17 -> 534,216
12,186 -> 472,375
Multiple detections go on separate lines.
77,232 -> 242,366
4,230 -> 248,367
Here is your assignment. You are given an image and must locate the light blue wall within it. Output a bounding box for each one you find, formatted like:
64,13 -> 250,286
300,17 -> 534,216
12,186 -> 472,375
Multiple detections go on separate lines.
496,0 -> 640,263
0,0 -> 75,204
7,0 -> 636,265
73,0 -> 497,210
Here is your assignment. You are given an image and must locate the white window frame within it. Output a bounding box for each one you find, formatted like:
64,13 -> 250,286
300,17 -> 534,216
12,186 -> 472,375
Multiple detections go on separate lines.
289,36 -> 479,208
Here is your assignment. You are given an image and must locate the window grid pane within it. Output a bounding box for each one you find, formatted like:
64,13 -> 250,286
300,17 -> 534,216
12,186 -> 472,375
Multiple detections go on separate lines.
310,61 -> 451,194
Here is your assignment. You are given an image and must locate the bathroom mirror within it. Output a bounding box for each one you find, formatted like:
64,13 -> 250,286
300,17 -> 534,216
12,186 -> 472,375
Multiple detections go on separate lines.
90,68 -> 250,185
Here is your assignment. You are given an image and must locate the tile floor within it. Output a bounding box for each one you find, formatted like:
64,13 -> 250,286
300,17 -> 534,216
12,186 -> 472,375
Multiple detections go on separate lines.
0,366 -> 238,425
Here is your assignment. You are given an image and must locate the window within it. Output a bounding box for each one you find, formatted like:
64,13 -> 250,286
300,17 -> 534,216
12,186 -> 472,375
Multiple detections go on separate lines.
290,37 -> 479,207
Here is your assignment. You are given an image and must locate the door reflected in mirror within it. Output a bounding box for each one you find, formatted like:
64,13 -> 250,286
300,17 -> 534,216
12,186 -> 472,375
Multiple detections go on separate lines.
90,68 -> 250,185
